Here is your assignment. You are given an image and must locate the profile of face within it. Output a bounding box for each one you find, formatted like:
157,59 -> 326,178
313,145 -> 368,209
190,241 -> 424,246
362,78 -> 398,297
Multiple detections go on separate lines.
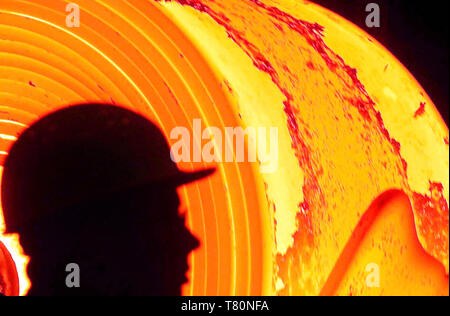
20,182 -> 200,296
1,104 -> 209,296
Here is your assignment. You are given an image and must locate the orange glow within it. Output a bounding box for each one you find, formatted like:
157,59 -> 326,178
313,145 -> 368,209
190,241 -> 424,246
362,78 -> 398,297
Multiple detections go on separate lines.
0,197 -> 29,296
320,190 -> 448,296
0,238 -> 20,296
0,0 -> 448,296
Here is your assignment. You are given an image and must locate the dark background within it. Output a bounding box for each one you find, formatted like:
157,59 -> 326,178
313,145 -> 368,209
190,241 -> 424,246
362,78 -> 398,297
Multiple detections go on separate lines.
313,0 -> 449,124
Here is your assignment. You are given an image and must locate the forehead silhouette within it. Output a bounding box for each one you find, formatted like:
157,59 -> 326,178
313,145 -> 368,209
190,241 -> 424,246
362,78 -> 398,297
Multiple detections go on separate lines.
1,104 -> 212,233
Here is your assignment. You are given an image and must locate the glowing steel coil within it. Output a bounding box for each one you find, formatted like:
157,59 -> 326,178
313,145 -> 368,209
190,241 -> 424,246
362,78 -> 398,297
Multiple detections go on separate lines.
0,0 -> 448,296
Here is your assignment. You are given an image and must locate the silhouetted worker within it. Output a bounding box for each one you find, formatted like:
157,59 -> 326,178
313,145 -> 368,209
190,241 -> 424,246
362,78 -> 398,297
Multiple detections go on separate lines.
1,104 -> 214,296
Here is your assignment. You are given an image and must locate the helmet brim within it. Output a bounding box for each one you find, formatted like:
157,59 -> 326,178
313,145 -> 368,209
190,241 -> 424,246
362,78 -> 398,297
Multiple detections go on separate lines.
170,168 -> 216,187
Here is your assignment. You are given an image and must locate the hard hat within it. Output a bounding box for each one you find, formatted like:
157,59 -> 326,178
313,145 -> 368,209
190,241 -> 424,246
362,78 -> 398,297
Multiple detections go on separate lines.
1,104 -> 215,233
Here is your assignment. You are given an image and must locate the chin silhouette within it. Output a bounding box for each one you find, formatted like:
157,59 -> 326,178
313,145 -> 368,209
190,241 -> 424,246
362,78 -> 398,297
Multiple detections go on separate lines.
1,104 -> 214,296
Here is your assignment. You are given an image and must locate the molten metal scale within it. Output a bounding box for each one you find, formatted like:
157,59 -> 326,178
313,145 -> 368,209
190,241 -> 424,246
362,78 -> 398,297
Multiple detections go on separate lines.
0,0 -> 448,296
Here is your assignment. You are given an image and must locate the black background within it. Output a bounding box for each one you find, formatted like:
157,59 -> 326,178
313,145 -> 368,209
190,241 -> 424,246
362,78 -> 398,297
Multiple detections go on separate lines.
313,0 -> 449,124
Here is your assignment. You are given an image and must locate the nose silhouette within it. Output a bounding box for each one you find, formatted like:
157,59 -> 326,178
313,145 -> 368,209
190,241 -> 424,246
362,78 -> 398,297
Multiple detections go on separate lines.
181,219 -> 201,255
1,104 -> 215,296
188,231 -> 201,253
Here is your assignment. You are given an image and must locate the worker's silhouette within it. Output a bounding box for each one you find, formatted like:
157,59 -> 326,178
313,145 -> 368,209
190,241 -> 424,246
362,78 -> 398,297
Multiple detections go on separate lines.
1,104 -> 214,296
